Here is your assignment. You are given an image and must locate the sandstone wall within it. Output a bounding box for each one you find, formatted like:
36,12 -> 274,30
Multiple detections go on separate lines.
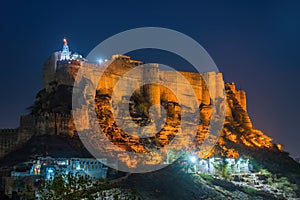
45,58 -> 251,131
43,52 -> 59,89
43,53 -> 249,114
43,57 -> 249,112
0,56 -> 253,159
226,83 -> 252,128
0,129 -> 19,158
0,115 -> 40,158
0,111 -> 91,158
34,113 -> 75,136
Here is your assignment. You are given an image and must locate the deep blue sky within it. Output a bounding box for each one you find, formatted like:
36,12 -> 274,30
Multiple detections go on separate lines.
0,0 -> 299,158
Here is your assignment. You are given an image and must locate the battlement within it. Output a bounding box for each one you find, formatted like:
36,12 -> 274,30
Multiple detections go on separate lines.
0,129 -> 18,134
112,54 -> 143,66
0,129 -> 19,157
0,111 -> 83,158
226,82 -> 247,111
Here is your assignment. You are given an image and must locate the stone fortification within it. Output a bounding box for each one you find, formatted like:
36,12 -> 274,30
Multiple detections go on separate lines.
0,53 -> 261,159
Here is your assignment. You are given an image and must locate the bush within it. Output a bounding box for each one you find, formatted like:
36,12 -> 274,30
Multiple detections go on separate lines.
38,172 -> 94,200
199,173 -> 214,181
242,186 -> 257,195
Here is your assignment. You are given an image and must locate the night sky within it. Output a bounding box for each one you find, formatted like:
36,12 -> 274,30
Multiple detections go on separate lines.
0,0 -> 299,158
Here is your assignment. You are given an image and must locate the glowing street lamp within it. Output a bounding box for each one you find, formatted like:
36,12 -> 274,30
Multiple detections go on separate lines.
189,155 -> 197,163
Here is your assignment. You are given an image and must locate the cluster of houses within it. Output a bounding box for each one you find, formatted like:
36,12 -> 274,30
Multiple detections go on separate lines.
185,156 -> 297,199
186,156 -> 250,175
1,156 -> 109,198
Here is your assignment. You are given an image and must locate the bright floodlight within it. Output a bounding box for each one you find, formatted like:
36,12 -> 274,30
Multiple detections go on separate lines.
190,155 -> 197,163
98,59 -> 103,64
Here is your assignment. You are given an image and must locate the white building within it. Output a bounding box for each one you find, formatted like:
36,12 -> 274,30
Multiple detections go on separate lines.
188,157 -> 250,175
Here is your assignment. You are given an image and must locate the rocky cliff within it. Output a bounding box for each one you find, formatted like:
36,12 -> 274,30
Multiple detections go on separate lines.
28,56 -> 291,165
0,54 -> 299,198
0,54 -> 289,161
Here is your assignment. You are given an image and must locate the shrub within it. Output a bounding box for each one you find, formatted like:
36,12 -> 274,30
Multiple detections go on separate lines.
242,186 -> 257,195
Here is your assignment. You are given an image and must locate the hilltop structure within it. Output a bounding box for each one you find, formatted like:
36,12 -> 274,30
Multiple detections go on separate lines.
60,38 -> 71,61
0,39 -> 277,160
1,39 -> 300,200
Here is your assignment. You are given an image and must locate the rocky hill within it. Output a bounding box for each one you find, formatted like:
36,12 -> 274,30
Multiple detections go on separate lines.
1,55 -> 299,199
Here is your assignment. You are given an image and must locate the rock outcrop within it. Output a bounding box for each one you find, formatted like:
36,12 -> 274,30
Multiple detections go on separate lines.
1,53 -> 300,198
0,54 -> 281,161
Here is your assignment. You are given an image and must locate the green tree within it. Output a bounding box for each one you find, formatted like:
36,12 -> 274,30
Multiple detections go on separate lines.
38,172 -> 94,200
213,158 -> 230,180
